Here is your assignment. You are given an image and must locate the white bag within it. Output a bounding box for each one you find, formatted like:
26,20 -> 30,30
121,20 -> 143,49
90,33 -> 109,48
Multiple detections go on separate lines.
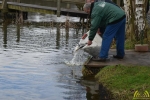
74,31 -> 102,57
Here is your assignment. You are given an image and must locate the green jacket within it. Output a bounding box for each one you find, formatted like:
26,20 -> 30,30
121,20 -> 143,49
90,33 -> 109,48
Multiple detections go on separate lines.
89,2 -> 125,41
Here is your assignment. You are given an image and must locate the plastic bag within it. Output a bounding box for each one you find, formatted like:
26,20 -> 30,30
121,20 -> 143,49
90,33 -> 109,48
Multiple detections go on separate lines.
74,30 -> 102,58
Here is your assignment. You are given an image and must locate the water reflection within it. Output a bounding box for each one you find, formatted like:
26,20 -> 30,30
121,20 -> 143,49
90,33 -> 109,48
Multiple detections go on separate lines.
0,13 -> 101,100
81,77 -> 100,100
2,22 -> 8,47
2,22 -> 21,47
16,24 -> 20,42
56,24 -> 60,49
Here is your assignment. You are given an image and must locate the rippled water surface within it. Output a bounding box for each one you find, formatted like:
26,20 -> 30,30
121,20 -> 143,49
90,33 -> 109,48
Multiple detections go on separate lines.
0,12 -> 100,100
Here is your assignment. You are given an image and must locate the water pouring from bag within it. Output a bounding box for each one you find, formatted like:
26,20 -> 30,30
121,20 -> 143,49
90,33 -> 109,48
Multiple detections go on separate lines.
66,31 -> 102,66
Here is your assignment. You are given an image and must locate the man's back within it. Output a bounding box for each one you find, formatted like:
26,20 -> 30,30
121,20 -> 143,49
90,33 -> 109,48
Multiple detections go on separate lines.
91,2 -> 125,27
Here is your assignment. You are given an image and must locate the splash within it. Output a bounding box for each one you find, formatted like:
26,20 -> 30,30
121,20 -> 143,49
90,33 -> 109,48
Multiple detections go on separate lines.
65,30 -> 102,66
65,49 -> 89,66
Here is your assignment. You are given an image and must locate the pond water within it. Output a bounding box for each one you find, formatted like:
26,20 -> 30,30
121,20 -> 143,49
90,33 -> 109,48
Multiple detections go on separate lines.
0,12 -> 101,100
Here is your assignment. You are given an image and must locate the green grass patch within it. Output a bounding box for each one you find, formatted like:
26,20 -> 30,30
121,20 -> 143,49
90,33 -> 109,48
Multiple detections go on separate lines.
95,65 -> 150,100
125,39 -> 135,49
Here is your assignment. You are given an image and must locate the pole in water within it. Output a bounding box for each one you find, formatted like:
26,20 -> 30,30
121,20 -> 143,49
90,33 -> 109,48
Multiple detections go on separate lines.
57,0 -> 61,17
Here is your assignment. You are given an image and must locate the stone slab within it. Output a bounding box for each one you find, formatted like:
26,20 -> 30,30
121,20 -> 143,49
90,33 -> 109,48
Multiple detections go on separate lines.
84,49 -> 150,68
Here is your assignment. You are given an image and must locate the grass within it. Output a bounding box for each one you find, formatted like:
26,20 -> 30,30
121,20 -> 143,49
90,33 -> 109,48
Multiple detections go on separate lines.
95,65 -> 150,100
125,39 -> 135,49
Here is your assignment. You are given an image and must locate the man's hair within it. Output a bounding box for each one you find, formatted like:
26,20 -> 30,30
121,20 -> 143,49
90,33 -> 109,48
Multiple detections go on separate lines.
83,3 -> 91,10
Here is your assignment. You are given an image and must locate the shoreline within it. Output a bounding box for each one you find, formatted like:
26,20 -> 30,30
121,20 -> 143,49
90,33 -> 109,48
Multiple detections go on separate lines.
94,65 -> 150,100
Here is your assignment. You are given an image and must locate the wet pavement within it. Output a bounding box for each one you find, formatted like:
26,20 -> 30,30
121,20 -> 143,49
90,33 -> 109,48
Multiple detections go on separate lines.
84,49 -> 150,67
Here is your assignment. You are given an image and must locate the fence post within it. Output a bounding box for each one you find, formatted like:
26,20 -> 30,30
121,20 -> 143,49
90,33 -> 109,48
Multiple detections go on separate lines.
17,0 -> 20,3
66,3 -> 70,9
57,0 -> 61,17
2,0 -> 8,13
116,0 -> 120,6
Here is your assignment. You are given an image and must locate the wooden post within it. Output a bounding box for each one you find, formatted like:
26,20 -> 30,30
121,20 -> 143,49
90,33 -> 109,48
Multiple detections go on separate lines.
17,0 -> 20,2
2,0 -> 8,12
57,0 -> 61,17
66,3 -> 70,9
116,0 -> 120,6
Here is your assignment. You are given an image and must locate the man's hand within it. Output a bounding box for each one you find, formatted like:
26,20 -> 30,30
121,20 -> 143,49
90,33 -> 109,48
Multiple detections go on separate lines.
87,40 -> 92,45
97,28 -> 101,35
82,33 -> 87,39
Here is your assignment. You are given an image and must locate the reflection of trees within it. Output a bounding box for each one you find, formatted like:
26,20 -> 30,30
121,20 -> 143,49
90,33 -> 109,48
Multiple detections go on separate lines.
2,21 -> 8,48
16,24 -> 20,42
65,28 -> 69,46
56,24 -> 60,49
2,18 -> 21,47
65,20 -> 69,46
